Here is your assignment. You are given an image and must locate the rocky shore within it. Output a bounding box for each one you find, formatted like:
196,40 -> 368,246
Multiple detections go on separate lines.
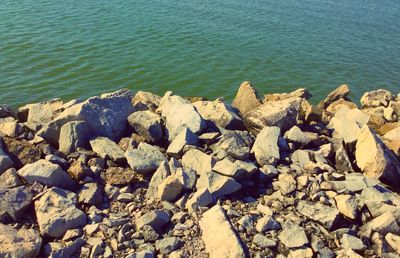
1,82 -> 400,258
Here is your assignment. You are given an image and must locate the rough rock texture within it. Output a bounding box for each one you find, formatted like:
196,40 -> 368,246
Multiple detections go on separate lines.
127,110 -> 163,143
2,137 -> 41,168
90,137 -> 125,163
232,81 -> 262,115
318,84 -> 350,109
0,223 -> 42,258
252,126 -> 280,166
199,205 -> 246,258
125,142 -> 167,174
0,186 -> 33,222
58,120 -> 90,154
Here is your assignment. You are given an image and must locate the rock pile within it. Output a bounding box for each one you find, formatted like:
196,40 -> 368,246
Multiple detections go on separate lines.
1,84 -> 400,257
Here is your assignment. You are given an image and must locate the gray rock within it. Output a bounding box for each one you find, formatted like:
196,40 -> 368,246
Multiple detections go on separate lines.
334,195 -> 359,220
146,161 -> 171,200
166,128 -> 199,157
360,212 -> 400,237
199,205 -> 246,258
0,168 -> 21,190
43,238 -> 85,258
232,81 -> 262,115
284,126 -> 318,148
0,140 -> 13,175
193,99 -> 244,130
17,159 -> 76,190
186,187 -> 213,212
244,97 -> 302,135
356,126 -> 400,187
128,110 -> 163,143
159,91 -> 206,141
35,187 -> 86,238
136,210 -> 171,230
37,89 -> 134,147
157,175 -> 183,202
19,98 -> 64,130
278,225 -> 309,248
127,250 -> 155,258
78,183 -> 103,206
238,215 -> 256,232
253,234 -> 276,248
90,137 -> 125,163
0,119 -> 22,138
175,167 -> 197,191
182,149 -> 215,176
125,142 -> 167,174
199,172 -> 242,198
0,186 -> 33,222
361,89 -> 393,108
0,104 -> 15,118
211,130 -> 254,160
340,234 -> 366,252
255,215 -> 281,232
212,158 -> 256,179
297,201 -> 340,230
58,120 -> 90,154
0,223 -> 42,258
252,126 -> 280,166
155,237 -> 182,254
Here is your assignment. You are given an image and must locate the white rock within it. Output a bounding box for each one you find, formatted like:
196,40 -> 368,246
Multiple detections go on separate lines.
278,225 -> 308,248
125,142 -> 167,174
186,188 -> 213,212
252,126 -> 280,166
90,137 -> 125,163
127,110 -> 163,143
182,149 -> 215,176
58,121 -> 90,154
166,128 -> 199,157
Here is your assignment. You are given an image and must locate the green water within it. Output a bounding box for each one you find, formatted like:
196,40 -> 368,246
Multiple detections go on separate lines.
1,0 -> 399,107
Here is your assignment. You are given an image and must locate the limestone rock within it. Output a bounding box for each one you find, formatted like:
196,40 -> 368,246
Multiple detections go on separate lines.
78,183 -> 103,206
278,174 -> 297,195
199,205 -> 246,258
288,248 -> 313,258
155,237 -> 182,254
58,121 -> 90,154
383,127 -> 400,142
35,187 -> 86,238
19,98 -> 64,130
0,223 -> 42,258
199,172 -> 242,198
278,225 -> 309,248
232,81 -> 262,115
37,89 -> 134,147
158,91 -> 206,141
318,84 -> 350,110
211,130 -> 254,160
340,234 -> 365,252
136,210 -> 171,230
284,126 -> 318,148
334,194 -> 359,220
0,186 -> 33,222
213,158 -> 257,179
146,161 -> 170,200
157,175 -> 183,202
297,201 -> 340,229
0,120 -> 22,138
182,149 -> 215,176
17,159 -> 76,190
132,91 -> 161,112
125,142 -> 167,174
252,126 -> 280,166
186,188 -> 213,212
361,89 -> 393,108
128,110 -> 163,143
90,137 -> 125,163
0,140 -> 13,175
193,99 -> 244,130
360,212 -> 400,237
385,233 -> 400,254
255,215 -> 281,232
166,128 -> 199,157
355,126 -> 400,186
244,97 -> 302,135
264,88 -> 311,102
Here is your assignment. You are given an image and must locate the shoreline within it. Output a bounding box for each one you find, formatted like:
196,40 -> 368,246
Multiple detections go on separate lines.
1,82 -> 400,257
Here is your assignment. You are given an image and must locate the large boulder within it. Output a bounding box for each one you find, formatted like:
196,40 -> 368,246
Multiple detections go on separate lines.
244,97 -> 302,135
58,121 -> 90,154
127,110 -> 163,143
17,159 -> 76,190
158,91 -> 206,141
232,81 -> 262,115
361,89 -> 393,108
199,205 -> 247,258
252,126 -> 280,166
355,126 -> 400,187
0,223 -> 42,258
34,187 -> 86,238
193,99 -> 244,130
318,84 -> 350,110
90,137 -> 125,163
37,89 -> 134,147
125,142 -> 166,174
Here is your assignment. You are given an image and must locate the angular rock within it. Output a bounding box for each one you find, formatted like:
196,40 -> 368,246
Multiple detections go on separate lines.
182,149 -> 215,176
244,97 -> 302,135
67,160 -> 93,181
136,210 -> 171,230
90,137 -> 125,163
0,168 -> 21,190
211,130 -> 254,160
334,194 -> 359,220
199,205 -> 246,258
2,137 -> 41,169
199,172 -> 242,198
355,126 -> 400,186
340,234 -> 365,252
385,233 -> 400,254
278,225 -> 309,248
158,91 -> 206,141
284,126 -> 318,148
127,110 -> 163,143
17,159 -> 76,190
0,120 -> 22,138
0,223 -> 42,258
105,167 -> 141,185
186,188 -> 213,212
0,104 -> 15,118
252,126 -> 280,166
166,128 -> 199,157
318,84 -> 350,110
175,167 -> 197,191
361,89 -> 393,108
19,98 -> 64,130
132,91 -> 161,112
35,187 -> 86,238
264,88 -> 311,102
125,142 -> 166,174
37,89 -> 134,147
58,121 -> 90,154
78,183 -> 103,206
297,201 -> 340,229
0,186 -> 33,222
146,161 -> 170,200
0,140 -> 13,175
384,127 -> 400,142
193,99 -> 244,130
157,175 -> 183,202
155,237 -> 182,254
278,174 -> 297,195
232,81 -> 262,115
213,158 -> 256,179
255,215 -> 281,232
252,234 -> 276,248
360,212 -> 400,237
